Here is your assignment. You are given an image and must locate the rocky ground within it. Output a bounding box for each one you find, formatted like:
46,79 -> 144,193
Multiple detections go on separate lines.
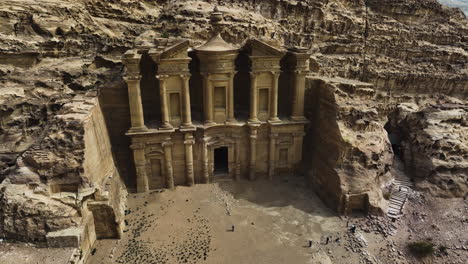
83,176 -> 466,264
0,172 -> 466,264
0,242 -> 74,264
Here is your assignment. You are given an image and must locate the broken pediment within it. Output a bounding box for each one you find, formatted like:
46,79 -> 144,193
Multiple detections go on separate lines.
148,38 -> 191,63
246,39 -> 285,57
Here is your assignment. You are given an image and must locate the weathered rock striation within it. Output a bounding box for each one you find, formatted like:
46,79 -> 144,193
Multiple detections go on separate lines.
0,0 -> 466,258
388,98 -> 467,197
304,76 -> 393,214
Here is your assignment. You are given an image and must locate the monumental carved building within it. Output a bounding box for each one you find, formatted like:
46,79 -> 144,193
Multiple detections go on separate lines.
123,9 -> 309,192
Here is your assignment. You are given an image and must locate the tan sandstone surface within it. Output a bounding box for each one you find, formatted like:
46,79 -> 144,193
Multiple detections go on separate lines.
0,0 -> 467,263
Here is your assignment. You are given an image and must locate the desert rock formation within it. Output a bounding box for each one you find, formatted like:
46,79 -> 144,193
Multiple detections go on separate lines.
304,76 -> 394,215
0,0 -> 467,261
388,98 -> 467,197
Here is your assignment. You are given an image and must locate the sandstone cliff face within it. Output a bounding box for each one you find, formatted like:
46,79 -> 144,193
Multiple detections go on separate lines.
388,99 -> 467,197
304,77 -> 393,215
0,90 -> 126,253
0,0 -> 467,247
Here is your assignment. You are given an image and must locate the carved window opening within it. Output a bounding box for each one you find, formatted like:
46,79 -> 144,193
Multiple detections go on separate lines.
169,93 -> 181,118
259,88 -> 269,112
214,86 -> 226,109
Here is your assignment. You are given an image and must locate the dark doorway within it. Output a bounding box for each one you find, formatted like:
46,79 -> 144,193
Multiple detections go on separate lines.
214,147 -> 229,175
384,122 -> 401,156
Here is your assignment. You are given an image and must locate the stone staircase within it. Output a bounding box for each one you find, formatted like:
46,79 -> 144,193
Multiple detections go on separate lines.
387,158 -> 413,219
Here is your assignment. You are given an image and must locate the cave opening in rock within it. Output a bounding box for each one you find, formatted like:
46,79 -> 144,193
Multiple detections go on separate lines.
384,122 -> 401,157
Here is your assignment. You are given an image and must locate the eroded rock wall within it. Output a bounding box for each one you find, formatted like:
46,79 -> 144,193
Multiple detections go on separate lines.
304,76 -> 393,215
387,99 -> 467,197
0,94 -> 126,261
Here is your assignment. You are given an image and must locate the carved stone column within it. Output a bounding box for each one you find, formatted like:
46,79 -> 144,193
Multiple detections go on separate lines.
269,71 -> 281,123
123,51 -> 147,132
157,75 -> 172,129
201,136 -> 210,183
181,74 -> 193,127
130,143 -> 149,193
268,133 -> 278,180
162,140 -> 175,189
227,71 -> 236,123
203,74 -> 215,125
291,72 -> 307,121
184,133 -> 195,186
248,72 -> 259,123
249,127 -> 258,181
126,76 -> 147,132
235,138 -> 241,181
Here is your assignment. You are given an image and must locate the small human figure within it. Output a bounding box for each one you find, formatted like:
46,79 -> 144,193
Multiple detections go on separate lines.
325,236 -> 330,245
309,240 -> 313,248
231,225 -> 235,232
335,237 -> 341,243
350,224 -> 357,233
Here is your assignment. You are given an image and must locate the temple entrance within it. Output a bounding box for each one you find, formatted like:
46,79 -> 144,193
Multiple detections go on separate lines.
214,147 -> 229,175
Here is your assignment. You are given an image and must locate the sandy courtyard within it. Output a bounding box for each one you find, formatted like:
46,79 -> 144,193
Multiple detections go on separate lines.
86,178 -> 350,264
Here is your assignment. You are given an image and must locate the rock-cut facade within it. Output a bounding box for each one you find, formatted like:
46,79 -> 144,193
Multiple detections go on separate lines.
123,8 -> 310,192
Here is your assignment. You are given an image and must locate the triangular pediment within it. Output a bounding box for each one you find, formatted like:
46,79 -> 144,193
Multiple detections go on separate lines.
246,39 -> 285,57
148,39 -> 190,62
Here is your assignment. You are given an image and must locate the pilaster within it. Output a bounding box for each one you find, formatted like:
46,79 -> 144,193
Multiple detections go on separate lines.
157,75 -> 173,129
249,126 -> 259,181
248,72 -> 260,123
203,73 -> 215,125
235,136 -> 242,181
290,49 -> 309,121
291,70 -> 307,121
201,136 -> 210,183
268,133 -> 278,180
123,50 -> 147,133
269,71 -> 281,123
181,74 -> 193,128
162,140 -> 175,189
130,142 -> 149,193
184,133 -> 195,186
227,71 -> 237,123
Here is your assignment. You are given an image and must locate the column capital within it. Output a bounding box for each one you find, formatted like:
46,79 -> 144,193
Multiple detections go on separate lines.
123,50 -> 142,76
201,136 -> 211,143
124,75 -> 142,81
184,139 -> 195,145
180,73 -> 192,80
294,70 -> 308,75
270,71 -> 281,77
249,71 -> 258,79
156,74 -> 170,81
162,141 -> 173,148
